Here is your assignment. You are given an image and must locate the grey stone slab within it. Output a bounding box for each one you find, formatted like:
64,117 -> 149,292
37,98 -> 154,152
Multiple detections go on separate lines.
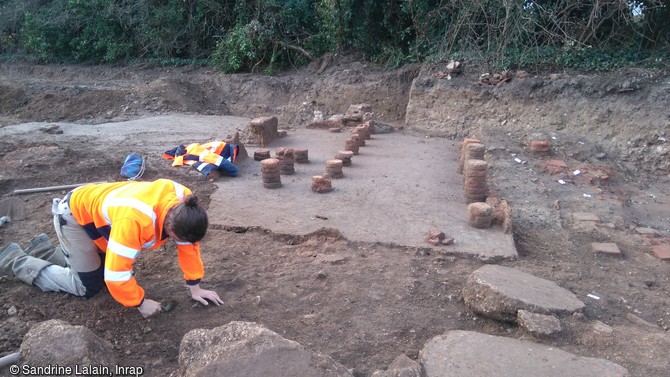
517,310 -> 562,336
572,212 -> 601,222
420,330 -> 628,377
590,242 -> 622,255
21,319 -> 116,367
371,354 -> 422,377
178,321 -> 353,377
462,264 -> 584,321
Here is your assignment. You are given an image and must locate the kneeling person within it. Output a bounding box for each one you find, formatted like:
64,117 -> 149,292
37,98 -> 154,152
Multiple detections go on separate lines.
0,179 -> 223,318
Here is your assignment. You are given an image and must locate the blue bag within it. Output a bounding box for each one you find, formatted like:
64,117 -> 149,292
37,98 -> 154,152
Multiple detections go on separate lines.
120,152 -> 145,180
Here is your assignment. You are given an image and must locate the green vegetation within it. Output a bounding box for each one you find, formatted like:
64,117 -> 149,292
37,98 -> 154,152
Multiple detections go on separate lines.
1,0 -> 668,72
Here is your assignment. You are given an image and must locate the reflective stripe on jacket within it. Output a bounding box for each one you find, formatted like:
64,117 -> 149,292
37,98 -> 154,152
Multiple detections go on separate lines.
68,179 -> 205,307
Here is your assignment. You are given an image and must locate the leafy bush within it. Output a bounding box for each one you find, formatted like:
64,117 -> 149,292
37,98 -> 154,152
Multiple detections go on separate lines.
4,0 -> 669,71
21,0 -> 133,63
212,0 -> 317,73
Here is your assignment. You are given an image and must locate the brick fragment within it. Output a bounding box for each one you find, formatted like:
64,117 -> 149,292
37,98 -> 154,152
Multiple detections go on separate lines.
652,244 -> 670,260
530,140 -> 551,155
543,160 -> 568,174
425,229 -> 446,246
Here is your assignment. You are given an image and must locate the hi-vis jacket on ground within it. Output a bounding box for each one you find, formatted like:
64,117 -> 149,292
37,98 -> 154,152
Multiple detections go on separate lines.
69,179 -> 204,306
163,141 -> 239,176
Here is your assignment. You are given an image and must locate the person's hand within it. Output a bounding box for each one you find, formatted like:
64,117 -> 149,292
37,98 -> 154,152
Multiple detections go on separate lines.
138,299 -> 162,318
188,285 -> 224,306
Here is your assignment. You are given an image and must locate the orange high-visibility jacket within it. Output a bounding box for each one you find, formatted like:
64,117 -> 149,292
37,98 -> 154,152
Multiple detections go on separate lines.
69,179 -> 204,307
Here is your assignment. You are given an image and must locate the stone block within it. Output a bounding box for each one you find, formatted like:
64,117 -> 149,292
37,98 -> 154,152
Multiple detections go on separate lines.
462,265 -> 584,322
420,330 -> 627,377
517,310 -> 562,336
179,321 -> 353,377
21,319 -> 117,368
590,242 -> 622,256
572,212 -> 600,222
249,116 -> 279,147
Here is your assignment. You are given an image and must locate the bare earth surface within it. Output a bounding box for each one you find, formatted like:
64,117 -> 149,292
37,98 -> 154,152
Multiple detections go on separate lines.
0,60 -> 669,376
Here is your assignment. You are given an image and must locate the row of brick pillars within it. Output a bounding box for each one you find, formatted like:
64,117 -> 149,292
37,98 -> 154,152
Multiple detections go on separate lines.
458,138 -> 493,229
457,138 -> 514,232
253,123 -> 372,191
312,122 -> 372,193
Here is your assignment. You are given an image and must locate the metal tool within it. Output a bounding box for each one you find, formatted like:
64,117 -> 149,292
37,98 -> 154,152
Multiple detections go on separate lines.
160,299 -> 177,312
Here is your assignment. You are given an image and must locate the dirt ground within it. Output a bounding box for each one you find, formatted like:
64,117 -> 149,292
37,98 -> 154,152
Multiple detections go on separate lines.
0,59 -> 669,377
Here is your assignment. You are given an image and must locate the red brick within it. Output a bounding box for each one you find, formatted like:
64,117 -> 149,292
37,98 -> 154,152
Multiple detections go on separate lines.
651,244 -> 670,260
542,159 -> 567,175
530,140 -> 551,155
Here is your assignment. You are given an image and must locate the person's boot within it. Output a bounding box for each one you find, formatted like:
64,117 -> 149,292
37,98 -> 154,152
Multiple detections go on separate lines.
0,243 -> 52,285
0,243 -> 23,277
24,233 -> 67,267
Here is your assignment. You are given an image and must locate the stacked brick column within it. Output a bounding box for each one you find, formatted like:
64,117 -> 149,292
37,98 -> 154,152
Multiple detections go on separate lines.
275,147 -> 295,175
468,202 -> 493,228
457,138 -> 481,174
325,159 -> 344,178
345,138 -> 359,155
464,159 -> 488,203
294,148 -> 309,163
312,175 -> 333,193
261,158 -> 281,189
355,124 -> 371,140
459,142 -> 486,174
254,149 -> 271,161
336,151 -> 353,166
351,133 -> 365,147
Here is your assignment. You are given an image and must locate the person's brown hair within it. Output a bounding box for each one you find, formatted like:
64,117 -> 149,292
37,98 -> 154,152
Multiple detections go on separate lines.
166,194 -> 208,243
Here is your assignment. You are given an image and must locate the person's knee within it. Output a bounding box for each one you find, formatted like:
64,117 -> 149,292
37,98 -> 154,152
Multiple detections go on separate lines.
78,263 -> 105,298
83,283 -> 103,298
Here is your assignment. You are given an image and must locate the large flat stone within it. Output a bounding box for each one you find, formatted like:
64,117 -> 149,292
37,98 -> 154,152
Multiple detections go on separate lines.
178,321 -> 353,377
21,319 -> 116,367
420,330 -> 628,377
462,264 -> 584,321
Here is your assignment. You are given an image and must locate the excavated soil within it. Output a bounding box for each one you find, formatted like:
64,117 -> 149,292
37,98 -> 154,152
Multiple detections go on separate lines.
0,59 -> 669,377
